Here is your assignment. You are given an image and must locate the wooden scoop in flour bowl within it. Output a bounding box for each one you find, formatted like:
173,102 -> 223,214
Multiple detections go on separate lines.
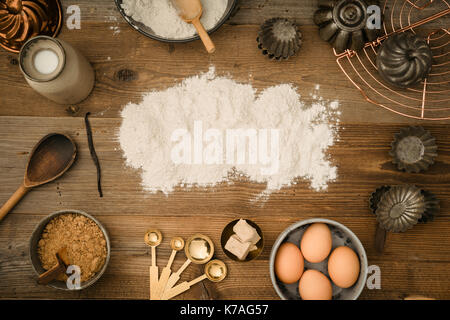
171,0 -> 216,53
0,133 -> 77,223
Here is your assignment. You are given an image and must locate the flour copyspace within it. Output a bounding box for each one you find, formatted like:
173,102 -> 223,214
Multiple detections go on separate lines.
119,67 -> 340,196
121,0 -> 227,39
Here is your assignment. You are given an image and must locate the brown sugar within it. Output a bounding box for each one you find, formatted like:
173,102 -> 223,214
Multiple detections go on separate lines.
37,213 -> 107,282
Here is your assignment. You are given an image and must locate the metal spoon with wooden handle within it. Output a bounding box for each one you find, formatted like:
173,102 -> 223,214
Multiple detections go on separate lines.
171,0 -> 216,53
162,260 -> 227,300
0,133 -> 77,223
154,237 -> 185,299
145,229 -> 162,300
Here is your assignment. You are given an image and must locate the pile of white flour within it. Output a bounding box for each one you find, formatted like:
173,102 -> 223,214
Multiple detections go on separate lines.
121,0 -> 227,39
119,68 -> 340,196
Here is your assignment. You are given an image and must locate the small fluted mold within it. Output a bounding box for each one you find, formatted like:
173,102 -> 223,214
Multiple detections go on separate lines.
376,185 -> 425,233
390,126 -> 438,173
420,190 -> 440,223
314,0 -> 381,52
377,32 -> 433,88
0,0 -> 62,53
257,18 -> 302,60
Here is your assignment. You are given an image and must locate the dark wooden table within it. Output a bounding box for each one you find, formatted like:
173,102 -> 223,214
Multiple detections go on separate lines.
0,0 -> 449,299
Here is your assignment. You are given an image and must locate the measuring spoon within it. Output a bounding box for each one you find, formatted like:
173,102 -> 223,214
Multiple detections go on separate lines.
154,237 -> 185,300
0,133 -> 77,223
163,234 -> 214,293
145,229 -> 162,300
162,259 -> 227,300
171,0 -> 216,53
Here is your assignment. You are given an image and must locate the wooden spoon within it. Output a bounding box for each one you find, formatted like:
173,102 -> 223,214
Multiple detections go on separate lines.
171,0 -> 216,53
0,133 -> 77,223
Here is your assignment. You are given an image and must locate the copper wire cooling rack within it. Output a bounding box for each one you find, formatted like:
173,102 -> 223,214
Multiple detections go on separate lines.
335,0 -> 449,120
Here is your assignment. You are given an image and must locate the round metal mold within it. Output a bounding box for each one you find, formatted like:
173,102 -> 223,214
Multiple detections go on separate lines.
313,0 -> 381,52
0,0 -> 63,53
370,186 -> 439,225
114,0 -> 237,43
389,126 -> 437,173
377,32 -> 433,89
269,218 -> 368,300
375,185 -> 425,233
256,18 -> 302,60
29,209 -> 111,291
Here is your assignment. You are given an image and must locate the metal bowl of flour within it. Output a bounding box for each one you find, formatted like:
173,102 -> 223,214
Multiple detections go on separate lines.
115,0 -> 237,43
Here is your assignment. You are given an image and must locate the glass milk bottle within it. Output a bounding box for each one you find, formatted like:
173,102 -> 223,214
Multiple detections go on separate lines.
19,36 -> 95,105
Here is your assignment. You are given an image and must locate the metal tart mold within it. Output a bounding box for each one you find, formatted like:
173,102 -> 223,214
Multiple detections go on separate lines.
389,126 -> 438,173
375,185 -> 425,233
376,32 -> 433,89
257,18 -> 302,61
314,0 -> 381,52
0,0 -> 63,53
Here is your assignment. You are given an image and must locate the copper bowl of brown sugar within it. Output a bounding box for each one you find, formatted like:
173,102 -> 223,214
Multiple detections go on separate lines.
29,210 -> 111,290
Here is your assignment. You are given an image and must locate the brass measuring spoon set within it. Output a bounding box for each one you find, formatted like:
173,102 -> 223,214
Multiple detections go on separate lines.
144,230 -> 227,300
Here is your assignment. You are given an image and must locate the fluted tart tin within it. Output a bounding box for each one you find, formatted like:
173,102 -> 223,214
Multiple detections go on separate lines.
377,33 -> 433,89
257,18 -> 302,61
0,0 -> 63,53
313,0 -> 381,53
390,126 -> 438,173
375,185 -> 425,233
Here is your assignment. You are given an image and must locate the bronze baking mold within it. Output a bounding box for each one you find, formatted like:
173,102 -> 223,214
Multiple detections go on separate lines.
375,185 -> 425,233
257,18 -> 302,61
314,0 -> 381,52
390,126 -> 438,173
0,0 -> 62,53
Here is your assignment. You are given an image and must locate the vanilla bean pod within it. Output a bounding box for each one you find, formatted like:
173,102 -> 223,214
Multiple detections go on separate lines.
85,112 -> 103,197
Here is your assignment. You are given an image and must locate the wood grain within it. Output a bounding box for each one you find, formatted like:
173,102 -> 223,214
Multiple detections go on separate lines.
0,0 -> 449,300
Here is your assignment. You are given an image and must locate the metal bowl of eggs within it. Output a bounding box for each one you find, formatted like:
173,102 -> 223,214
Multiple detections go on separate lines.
115,0 -> 237,43
269,218 -> 368,300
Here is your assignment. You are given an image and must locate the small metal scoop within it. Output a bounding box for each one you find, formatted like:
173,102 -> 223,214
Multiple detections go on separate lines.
162,260 -> 227,300
164,234 -> 214,293
154,237 -> 185,300
145,229 -> 163,300
37,247 -> 70,285
171,0 -> 216,53
0,133 -> 77,223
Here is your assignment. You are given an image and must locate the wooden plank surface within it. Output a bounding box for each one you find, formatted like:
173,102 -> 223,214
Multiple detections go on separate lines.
0,0 -> 449,300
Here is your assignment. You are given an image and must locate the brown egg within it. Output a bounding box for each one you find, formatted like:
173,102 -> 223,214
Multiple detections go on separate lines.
300,223 -> 332,263
274,242 -> 304,284
328,246 -> 360,288
299,270 -> 332,300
